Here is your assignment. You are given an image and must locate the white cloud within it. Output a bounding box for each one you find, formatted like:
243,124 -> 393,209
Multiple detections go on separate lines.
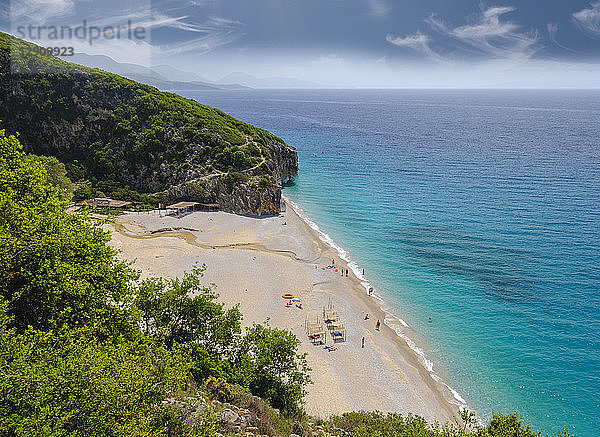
61,7 -> 244,57
547,23 -> 578,53
154,31 -> 241,57
188,0 -> 217,6
386,30 -> 448,63
138,13 -> 241,35
573,2 -> 600,38
426,6 -> 540,60
9,0 -> 243,59
386,31 -> 429,49
151,16 -> 243,56
10,0 -> 74,24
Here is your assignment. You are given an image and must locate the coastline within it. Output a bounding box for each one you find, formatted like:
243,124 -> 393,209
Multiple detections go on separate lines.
105,198 -> 461,422
283,196 -> 469,412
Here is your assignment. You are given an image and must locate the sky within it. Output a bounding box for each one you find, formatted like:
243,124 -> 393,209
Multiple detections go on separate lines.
2,0 -> 600,87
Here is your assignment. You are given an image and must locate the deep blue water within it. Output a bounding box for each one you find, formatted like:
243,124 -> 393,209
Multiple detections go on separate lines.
184,89 -> 600,436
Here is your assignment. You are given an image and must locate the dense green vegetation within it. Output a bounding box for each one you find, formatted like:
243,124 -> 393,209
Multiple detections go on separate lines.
0,32 -> 296,214
328,411 -> 574,437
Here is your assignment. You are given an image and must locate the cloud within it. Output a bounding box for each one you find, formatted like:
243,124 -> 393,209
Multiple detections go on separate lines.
154,31 -> 241,57
188,0 -> 217,6
386,30 -> 448,63
10,0 -> 74,23
365,0 -> 391,18
386,31 -> 430,49
8,0 -> 243,58
573,2 -> 600,38
426,6 -> 540,60
54,5 -> 244,57
151,16 -> 244,56
547,23 -> 578,53
140,14 -> 242,35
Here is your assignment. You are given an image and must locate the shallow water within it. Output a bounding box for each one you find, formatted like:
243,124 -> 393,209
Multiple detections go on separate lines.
185,89 -> 600,436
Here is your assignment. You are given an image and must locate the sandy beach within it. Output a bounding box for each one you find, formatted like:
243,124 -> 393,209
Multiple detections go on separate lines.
105,197 -> 459,423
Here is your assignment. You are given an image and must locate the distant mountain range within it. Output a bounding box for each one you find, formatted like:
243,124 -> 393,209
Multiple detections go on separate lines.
70,53 -> 247,91
217,72 -> 327,89
70,53 -> 327,90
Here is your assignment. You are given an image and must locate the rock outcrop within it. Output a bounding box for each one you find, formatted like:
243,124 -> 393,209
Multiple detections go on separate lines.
268,140 -> 298,186
163,394 -> 350,437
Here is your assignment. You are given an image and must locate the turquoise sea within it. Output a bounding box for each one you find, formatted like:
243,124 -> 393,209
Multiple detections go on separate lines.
185,89 -> 600,436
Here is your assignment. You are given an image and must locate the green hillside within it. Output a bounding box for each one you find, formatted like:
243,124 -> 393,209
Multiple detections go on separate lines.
0,33 -> 297,215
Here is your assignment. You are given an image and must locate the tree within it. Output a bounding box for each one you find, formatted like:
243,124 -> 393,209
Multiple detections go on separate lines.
134,267 -> 247,387
477,412 -> 541,437
25,153 -> 72,193
133,269 -> 312,416
242,323 -> 311,415
0,128 -> 137,334
134,266 -> 243,352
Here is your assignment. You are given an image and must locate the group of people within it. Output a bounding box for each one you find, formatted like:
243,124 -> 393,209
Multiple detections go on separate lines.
319,259 -> 351,278
361,314 -> 381,348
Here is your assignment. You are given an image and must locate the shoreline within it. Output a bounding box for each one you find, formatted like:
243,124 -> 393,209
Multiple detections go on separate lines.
282,195 -> 469,412
105,200 -> 462,422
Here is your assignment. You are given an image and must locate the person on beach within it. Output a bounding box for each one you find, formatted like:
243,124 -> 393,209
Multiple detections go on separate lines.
332,258 -> 335,265
375,320 -> 380,331
346,269 -> 348,277
368,287 -> 373,296
362,268 -> 364,275
364,313 -> 369,320
361,337 -> 365,348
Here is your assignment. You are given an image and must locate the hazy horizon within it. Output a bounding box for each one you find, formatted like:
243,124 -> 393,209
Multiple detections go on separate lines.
2,0 -> 600,88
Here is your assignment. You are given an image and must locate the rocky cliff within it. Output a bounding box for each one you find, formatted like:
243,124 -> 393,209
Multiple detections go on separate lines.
0,33 -> 297,215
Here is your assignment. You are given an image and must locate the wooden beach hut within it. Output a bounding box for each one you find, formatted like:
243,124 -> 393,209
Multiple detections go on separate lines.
305,316 -> 326,346
166,201 -> 200,217
197,202 -> 219,211
82,197 -> 132,209
323,304 -> 346,342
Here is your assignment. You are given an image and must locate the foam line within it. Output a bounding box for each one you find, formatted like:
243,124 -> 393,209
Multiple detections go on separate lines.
285,195 -> 470,411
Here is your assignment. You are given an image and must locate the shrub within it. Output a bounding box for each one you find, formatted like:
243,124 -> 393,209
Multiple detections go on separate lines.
204,376 -> 235,403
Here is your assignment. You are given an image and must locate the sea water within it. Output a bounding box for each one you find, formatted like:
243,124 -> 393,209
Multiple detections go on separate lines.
185,89 -> 600,436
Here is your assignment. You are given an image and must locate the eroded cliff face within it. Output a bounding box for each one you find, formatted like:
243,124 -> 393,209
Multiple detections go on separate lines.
165,176 -> 283,216
164,141 -> 297,216
0,33 -> 298,216
268,140 -> 298,186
